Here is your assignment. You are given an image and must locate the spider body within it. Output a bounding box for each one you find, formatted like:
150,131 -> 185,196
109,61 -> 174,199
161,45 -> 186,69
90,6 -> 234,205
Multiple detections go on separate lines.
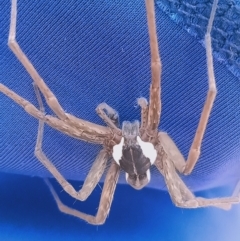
1,0 -> 240,225
112,121 -> 157,189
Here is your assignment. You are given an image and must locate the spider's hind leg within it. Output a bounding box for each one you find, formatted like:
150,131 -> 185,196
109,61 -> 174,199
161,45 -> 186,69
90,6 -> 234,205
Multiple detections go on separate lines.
45,161 -> 120,225
155,154 -> 240,210
33,85 -> 111,202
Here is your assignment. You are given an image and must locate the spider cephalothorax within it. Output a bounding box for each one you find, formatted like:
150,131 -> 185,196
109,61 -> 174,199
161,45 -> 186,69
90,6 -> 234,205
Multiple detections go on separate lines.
1,0 -> 240,225
113,121 -> 157,189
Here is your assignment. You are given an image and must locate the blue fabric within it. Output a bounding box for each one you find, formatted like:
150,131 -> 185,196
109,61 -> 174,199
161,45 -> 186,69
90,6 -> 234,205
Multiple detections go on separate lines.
1,0 -> 240,239
158,0 -> 240,78
1,173 -> 240,241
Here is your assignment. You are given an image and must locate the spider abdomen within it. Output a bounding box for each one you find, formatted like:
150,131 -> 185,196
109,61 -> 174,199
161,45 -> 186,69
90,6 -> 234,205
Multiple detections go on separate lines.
112,134 -> 157,189
119,146 -> 151,175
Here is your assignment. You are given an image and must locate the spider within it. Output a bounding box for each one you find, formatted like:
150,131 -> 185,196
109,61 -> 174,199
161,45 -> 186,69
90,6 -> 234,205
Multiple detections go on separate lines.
1,0 -> 240,225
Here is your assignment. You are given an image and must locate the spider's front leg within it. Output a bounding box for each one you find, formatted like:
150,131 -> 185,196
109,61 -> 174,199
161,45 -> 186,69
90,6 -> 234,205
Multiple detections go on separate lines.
183,0 -> 219,174
156,0 -> 219,176
0,83 -> 109,144
141,0 -> 162,141
6,0 -> 110,138
7,0 -> 67,121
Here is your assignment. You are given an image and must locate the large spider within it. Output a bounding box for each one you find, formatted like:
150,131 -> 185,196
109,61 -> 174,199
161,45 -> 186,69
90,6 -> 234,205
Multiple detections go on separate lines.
1,0 -> 240,225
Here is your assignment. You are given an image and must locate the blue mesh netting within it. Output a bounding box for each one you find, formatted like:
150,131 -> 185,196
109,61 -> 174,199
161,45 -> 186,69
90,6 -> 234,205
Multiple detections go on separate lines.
1,0 -> 240,193
157,0 -> 240,78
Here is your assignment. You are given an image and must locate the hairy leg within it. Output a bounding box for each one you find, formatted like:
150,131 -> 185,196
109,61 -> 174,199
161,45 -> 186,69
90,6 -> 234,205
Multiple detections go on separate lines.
156,0 -> 219,175
6,0 -> 109,137
45,161 -> 120,225
144,0 -> 162,139
33,85 -> 111,201
155,153 -> 240,209
0,83 -> 109,144
184,0 -> 219,174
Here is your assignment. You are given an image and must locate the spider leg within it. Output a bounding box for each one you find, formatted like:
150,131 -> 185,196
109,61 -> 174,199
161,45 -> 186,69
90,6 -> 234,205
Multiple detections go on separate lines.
158,132 -> 238,209
34,84 -> 112,201
0,84 -> 108,144
155,154 -> 240,209
184,0 -> 219,174
7,0 -> 109,137
8,0 -> 67,121
144,0 -> 162,139
45,161 -> 120,225
158,132 -> 186,173
36,125 -> 110,201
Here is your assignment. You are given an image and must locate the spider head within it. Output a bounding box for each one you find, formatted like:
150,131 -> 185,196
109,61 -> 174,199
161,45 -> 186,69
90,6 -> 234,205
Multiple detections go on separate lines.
113,121 -> 157,190
122,120 -> 140,146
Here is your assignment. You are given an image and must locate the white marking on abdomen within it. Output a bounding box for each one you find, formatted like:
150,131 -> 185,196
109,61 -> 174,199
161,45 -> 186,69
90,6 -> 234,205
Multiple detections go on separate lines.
112,137 -> 124,165
146,169 -> 151,182
137,136 -> 157,165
